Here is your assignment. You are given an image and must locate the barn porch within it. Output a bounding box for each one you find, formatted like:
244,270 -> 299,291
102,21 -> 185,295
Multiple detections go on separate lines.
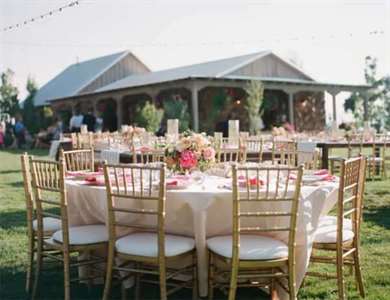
50,76 -> 368,133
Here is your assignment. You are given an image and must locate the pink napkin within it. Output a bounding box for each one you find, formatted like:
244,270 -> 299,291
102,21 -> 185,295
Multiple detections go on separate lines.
138,146 -> 153,152
166,180 -> 178,186
314,169 -> 329,176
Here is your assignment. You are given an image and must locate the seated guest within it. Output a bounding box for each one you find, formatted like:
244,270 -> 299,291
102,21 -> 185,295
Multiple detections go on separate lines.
69,107 -> 83,132
83,109 -> 96,132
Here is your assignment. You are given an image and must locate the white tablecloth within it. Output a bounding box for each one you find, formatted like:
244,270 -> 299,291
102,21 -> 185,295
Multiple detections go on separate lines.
66,176 -> 338,298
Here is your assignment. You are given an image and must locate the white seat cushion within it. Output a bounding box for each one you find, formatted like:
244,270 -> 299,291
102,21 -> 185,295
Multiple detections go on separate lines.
314,216 -> 354,243
116,232 -> 195,257
33,217 -> 62,232
207,235 -> 288,260
318,215 -> 352,230
52,225 -> 108,245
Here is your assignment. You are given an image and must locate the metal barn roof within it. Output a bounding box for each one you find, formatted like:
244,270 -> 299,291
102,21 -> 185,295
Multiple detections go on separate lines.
33,50 -> 130,106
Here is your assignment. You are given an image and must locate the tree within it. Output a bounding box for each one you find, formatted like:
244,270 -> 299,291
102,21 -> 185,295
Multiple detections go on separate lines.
163,97 -> 190,131
135,101 -> 164,133
244,80 -> 264,134
0,69 -> 19,119
344,56 -> 390,131
22,77 -> 39,133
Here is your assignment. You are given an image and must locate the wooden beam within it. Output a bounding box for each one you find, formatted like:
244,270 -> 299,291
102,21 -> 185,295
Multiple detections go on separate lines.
191,82 -> 199,132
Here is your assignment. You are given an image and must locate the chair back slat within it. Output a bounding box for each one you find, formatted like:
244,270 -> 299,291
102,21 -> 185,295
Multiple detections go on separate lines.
271,138 -> 297,166
103,162 -> 166,257
241,136 -> 264,163
30,157 -> 69,245
61,149 -> 95,172
20,153 -> 35,237
231,164 -> 304,261
347,134 -> 364,158
337,156 -> 366,244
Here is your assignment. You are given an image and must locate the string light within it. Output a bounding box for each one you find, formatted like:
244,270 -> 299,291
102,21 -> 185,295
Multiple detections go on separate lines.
2,1 -> 80,32
0,29 -> 384,49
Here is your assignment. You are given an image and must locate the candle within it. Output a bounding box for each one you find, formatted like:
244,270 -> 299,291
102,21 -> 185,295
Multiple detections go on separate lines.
80,124 -> 88,134
228,120 -> 239,146
167,119 -> 179,140
121,125 -> 129,133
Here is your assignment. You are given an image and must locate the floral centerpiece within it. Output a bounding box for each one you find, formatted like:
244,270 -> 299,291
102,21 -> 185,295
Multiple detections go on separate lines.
165,132 -> 216,173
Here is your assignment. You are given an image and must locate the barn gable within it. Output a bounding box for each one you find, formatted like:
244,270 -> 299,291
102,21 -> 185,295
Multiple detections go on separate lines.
33,51 -> 150,106
221,52 -> 314,81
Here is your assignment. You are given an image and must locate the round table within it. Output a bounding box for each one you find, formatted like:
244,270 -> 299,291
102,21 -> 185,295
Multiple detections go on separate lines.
66,175 -> 338,299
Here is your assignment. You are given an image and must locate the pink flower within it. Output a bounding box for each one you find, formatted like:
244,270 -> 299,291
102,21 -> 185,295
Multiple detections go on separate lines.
179,150 -> 198,170
203,147 -> 216,161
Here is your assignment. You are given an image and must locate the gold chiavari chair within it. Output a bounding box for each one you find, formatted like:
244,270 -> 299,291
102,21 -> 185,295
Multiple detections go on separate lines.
20,153 -> 62,294
271,138 -> 297,166
29,157 -> 108,300
299,148 -> 320,170
308,156 -> 366,300
60,148 -> 95,172
347,133 -> 364,158
77,132 -> 94,149
216,138 -> 242,163
241,136 -> 264,163
71,133 -> 79,149
329,133 -> 363,174
382,133 -> 390,178
102,162 -> 197,300
132,146 -> 165,164
207,164 -> 304,300
367,133 -> 387,179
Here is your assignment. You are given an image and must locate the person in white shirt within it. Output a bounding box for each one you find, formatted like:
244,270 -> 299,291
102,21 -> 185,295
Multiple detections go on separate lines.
69,107 -> 84,132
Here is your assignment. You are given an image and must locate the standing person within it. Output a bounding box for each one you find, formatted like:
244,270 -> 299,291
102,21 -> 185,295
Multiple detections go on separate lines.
69,106 -> 84,133
82,108 -> 96,132
14,115 -> 26,149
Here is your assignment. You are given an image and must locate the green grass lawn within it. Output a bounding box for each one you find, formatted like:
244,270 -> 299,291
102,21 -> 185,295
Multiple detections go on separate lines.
1,149 -> 389,299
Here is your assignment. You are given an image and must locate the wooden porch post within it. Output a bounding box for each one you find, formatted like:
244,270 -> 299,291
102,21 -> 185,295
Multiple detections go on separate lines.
115,97 -> 123,129
191,82 -> 199,132
328,90 -> 340,129
287,92 -> 295,126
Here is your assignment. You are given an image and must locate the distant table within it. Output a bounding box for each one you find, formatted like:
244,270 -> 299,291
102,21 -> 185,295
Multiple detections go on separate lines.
316,141 -> 385,169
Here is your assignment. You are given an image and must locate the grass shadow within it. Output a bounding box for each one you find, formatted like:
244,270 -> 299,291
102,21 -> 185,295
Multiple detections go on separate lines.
0,265 -> 269,300
364,205 -> 390,230
0,170 -> 21,175
0,149 -> 49,157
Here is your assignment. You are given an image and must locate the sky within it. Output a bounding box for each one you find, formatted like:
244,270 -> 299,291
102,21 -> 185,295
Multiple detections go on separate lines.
1,0 -> 389,124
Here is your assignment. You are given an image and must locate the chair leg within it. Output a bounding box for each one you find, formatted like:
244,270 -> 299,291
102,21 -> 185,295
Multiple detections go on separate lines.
121,283 -> 127,300
228,259 -> 238,300
192,253 -> 198,300
25,235 -> 34,293
336,250 -> 345,300
353,248 -> 365,298
63,249 -> 71,300
288,263 -> 297,300
102,245 -> 115,300
159,260 -> 167,300
208,253 -> 214,300
31,240 -> 42,300
135,262 -> 141,300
